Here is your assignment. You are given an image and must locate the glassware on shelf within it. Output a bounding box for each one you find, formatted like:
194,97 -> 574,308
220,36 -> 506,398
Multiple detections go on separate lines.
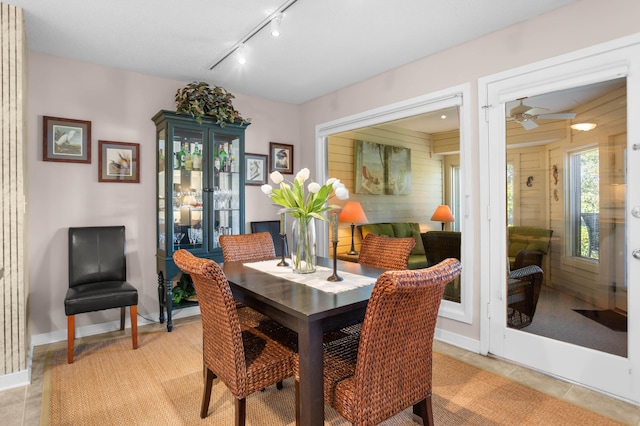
192,144 -> 202,170
184,143 -> 193,171
218,144 -> 228,172
173,232 -> 185,246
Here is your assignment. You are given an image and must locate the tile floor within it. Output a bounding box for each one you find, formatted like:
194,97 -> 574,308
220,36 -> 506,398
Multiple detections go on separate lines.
2,317 -> 640,426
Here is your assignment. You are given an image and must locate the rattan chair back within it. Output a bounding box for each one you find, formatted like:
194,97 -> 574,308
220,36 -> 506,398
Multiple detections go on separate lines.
219,232 -> 276,263
172,250 -> 293,410
358,233 -> 416,270
305,258 -> 461,426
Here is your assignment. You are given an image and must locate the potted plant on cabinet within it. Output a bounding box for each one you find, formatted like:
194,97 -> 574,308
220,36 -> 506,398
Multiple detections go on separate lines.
175,81 -> 251,127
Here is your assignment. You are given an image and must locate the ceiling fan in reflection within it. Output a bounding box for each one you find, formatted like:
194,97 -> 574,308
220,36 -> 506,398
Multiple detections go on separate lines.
507,98 -> 576,130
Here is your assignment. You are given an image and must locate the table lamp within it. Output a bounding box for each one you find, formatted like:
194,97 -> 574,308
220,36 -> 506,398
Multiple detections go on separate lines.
338,201 -> 369,255
431,205 -> 455,231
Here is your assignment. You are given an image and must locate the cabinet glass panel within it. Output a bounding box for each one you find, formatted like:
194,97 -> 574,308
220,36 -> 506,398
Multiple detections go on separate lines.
158,128 -> 166,251
173,127 -> 204,251
212,136 -> 240,248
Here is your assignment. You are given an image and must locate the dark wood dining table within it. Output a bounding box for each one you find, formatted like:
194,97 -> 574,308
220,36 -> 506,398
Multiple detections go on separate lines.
222,257 -> 384,426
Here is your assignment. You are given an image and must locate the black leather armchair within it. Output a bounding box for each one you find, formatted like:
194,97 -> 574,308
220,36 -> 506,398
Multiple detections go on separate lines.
64,226 -> 138,363
250,220 -> 288,257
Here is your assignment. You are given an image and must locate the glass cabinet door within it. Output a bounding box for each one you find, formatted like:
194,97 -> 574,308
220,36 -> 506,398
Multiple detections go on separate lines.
172,127 -> 205,252
157,128 -> 167,252
211,134 -> 241,248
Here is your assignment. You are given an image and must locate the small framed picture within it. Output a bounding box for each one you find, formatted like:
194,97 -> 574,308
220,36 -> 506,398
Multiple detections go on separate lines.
43,116 -> 91,163
269,142 -> 293,174
98,140 -> 140,183
245,153 -> 268,185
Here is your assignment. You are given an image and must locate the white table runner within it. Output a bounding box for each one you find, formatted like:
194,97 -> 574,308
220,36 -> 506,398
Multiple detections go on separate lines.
244,259 -> 375,293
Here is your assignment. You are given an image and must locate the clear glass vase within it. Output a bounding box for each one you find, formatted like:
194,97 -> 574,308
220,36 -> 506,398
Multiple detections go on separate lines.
291,216 -> 316,274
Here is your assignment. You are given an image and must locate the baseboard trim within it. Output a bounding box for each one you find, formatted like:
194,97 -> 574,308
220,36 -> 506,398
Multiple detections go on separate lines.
435,327 -> 480,353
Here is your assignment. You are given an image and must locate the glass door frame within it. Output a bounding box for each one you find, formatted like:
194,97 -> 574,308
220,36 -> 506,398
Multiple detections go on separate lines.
479,36 -> 640,405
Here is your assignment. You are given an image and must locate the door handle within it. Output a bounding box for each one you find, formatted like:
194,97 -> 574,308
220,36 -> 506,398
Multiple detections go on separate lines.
633,249 -> 640,260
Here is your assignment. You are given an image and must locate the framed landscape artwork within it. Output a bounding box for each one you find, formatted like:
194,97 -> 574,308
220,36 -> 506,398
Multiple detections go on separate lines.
43,116 -> 91,163
98,140 -> 140,183
354,140 -> 411,195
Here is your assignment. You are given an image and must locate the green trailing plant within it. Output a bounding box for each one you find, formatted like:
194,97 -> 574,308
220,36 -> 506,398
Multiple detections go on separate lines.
175,81 -> 250,127
172,273 -> 196,304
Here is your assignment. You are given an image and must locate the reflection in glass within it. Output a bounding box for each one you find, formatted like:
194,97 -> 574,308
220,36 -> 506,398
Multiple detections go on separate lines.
504,78 -> 627,357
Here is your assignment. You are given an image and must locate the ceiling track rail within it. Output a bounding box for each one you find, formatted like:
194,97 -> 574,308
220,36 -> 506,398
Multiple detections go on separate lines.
208,0 -> 300,71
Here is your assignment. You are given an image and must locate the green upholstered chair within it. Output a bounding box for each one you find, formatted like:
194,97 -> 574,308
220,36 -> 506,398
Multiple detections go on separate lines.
507,226 -> 553,270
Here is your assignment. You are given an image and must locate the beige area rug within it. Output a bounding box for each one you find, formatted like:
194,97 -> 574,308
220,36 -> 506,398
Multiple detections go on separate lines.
41,320 -> 623,425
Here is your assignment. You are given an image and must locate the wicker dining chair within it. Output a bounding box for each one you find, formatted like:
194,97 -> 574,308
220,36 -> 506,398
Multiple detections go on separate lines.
219,232 -> 276,263
173,250 -> 295,425
293,258 -> 462,426
358,233 -> 416,271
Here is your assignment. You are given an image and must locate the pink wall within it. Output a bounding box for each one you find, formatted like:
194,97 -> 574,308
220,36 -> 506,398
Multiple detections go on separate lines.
26,0 -> 640,342
299,0 -> 640,339
27,53 -> 299,336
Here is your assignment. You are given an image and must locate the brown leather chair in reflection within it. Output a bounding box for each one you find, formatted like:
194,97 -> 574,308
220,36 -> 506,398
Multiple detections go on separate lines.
173,250 -> 294,424
293,258 -> 462,426
358,233 -> 416,270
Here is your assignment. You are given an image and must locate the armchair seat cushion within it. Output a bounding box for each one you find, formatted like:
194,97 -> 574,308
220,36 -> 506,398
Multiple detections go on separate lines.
64,281 -> 138,316
508,226 -> 552,269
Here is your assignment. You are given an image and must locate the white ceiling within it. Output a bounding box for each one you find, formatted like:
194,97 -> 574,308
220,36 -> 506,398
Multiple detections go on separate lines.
11,0 -> 579,107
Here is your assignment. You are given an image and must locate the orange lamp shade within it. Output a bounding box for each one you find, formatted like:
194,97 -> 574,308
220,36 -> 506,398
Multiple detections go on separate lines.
338,201 -> 369,224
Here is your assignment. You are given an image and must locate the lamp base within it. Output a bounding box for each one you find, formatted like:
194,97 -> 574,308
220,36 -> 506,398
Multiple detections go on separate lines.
346,250 -> 358,255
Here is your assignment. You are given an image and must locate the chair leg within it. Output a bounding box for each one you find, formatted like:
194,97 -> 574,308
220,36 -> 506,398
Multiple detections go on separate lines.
201,367 -> 216,418
67,315 -> 75,364
130,305 -> 138,349
120,307 -> 125,331
235,397 -> 246,426
419,396 -> 434,426
294,380 -> 300,425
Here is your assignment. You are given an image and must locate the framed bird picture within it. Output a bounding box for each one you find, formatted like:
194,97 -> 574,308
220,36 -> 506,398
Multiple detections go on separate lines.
43,116 -> 91,163
98,140 -> 140,183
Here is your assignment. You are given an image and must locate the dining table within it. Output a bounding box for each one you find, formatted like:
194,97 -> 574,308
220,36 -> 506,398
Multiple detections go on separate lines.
222,256 -> 384,426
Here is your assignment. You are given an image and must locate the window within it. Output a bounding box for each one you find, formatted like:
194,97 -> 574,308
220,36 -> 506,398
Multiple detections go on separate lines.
569,148 -> 599,260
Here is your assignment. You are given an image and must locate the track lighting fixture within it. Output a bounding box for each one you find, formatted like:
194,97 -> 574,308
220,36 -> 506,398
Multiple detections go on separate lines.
237,44 -> 246,64
271,13 -> 282,37
209,0 -> 299,71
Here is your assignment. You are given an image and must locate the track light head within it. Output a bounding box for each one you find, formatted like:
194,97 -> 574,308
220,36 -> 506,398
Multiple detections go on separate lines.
270,13 -> 282,37
237,44 -> 246,64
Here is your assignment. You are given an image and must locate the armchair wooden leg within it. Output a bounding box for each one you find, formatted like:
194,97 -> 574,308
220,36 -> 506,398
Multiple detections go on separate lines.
67,315 -> 75,364
201,368 -> 215,418
294,380 -> 300,425
234,397 -> 246,426
130,305 -> 138,349
120,307 -> 125,331
419,395 -> 434,426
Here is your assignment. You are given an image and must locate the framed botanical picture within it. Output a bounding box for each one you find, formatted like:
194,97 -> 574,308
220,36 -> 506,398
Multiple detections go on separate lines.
43,116 -> 91,163
245,153 -> 268,185
98,140 -> 140,183
269,142 -> 293,174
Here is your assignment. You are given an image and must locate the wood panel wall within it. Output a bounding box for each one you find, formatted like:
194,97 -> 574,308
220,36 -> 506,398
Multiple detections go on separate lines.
328,123 -> 445,254
1,3 -> 28,375
511,82 -> 626,307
